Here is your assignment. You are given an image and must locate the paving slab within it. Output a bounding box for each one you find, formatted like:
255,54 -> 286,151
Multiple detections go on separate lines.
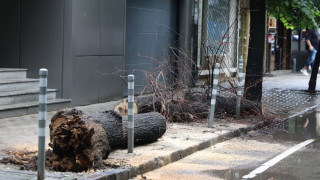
0,100 -> 264,179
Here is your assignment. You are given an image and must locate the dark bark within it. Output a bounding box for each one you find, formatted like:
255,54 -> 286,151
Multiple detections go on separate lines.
90,111 -> 167,148
244,0 -> 265,110
217,96 -> 261,116
277,22 -> 292,70
122,112 -> 167,143
284,29 -> 292,69
137,94 -> 261,121
48,109 -> 110,172
89,110 -> 124,149
136,96 -> 164,114
49,109 -> 166,172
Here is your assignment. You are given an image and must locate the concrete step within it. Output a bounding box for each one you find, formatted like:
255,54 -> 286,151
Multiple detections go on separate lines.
0,89 -> 57,105
0,68 -> 27,80
0,79 -> 39,92
0,99 -> 71,119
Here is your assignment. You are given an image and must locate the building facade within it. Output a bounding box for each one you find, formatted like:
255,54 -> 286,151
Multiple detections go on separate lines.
0,0 -> 238,106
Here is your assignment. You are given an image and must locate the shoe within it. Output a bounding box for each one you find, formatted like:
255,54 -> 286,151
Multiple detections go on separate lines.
300,69 -> 308,76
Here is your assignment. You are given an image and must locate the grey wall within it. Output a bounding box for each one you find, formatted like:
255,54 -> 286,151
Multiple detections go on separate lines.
0,1 -> 72,99
0,0 -> 20,68
72,0 -> 125,105
125,0 -> 179,91
0,0 -> 126,106
0,0 -> 180,106
19,0 -> 65,97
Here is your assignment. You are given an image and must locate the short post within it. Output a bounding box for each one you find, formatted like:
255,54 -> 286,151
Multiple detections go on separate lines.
292,58 -> 296,73
208,63 -> 220,128
128,75 -> 135,153
236,57 -> 244,118
38,68 -> 48,180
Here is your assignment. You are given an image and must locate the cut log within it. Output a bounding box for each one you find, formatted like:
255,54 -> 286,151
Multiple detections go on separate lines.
113,100 -> 138,116
136,96 -> 164,114
113,97 -> 164,116
88,110 -> 124,149
215,96 -> 262,116
49,109 -> 166,172
90,111 -> 166,148
48,109 -> 110,172
122,112 -> 166,143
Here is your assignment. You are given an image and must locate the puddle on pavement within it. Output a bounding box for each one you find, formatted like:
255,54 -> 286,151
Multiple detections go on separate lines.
202,169 -> 297,180
273,109 -> 320,142
203,109 -> 320,180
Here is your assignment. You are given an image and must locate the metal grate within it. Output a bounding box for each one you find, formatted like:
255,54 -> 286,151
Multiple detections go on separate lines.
217,86 -> 318,116
262,89 -> 319,115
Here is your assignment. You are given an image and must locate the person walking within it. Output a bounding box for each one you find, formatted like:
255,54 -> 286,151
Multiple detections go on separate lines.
300,29 -> 320,76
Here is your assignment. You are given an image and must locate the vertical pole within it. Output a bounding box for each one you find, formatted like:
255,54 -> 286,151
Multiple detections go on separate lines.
315,108 -> 320,136
236,57 -> 244,118
197,0 -> 203,68
208,63 -> 220,128
293,58 -> 296,73
38,68 -> 48,180
128,75 -> 134,153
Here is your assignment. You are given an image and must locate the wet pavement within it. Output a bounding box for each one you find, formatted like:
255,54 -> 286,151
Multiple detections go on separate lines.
274,110 -> 320,142
136,108 -> 320,180
262,72 -> 320,115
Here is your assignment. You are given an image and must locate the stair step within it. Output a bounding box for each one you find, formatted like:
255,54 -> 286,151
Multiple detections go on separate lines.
0,89 -> 57,105
0,99 -> 71,119
0,79 -> 39,92
0,68 -> 27,80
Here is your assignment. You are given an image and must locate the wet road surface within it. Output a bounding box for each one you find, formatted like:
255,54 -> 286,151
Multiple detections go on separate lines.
135,109 -> 320,180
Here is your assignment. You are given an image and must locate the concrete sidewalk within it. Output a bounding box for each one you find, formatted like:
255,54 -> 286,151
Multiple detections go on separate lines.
0,70 -> 320,179
0,102 -> 267,180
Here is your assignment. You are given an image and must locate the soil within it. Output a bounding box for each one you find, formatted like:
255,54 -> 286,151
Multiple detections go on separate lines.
0,149 -> 131,172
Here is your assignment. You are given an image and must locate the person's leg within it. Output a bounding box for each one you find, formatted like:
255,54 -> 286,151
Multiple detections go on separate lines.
301,51 -> 314,75
310,48 -> 317,69
304,51 -> 314,68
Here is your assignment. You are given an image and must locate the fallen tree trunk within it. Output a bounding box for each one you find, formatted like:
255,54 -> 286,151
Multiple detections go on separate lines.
137,95 -> 261,122
49,109 -> 166,172
113,97 -> 164,115
89,111 -> 166,148
48,109 -> 110,172
122,112 -> 166,143
136,96 -> 164,114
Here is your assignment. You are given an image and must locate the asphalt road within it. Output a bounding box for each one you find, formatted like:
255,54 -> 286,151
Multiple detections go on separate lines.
135,109 -> 320,180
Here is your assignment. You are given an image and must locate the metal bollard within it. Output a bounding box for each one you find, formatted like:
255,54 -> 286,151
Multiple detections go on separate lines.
128,75 -> 135,153
38,68 -> 48,180
292,58 -> 296,73
208,63 -> 220,128
236,57 -> 244,118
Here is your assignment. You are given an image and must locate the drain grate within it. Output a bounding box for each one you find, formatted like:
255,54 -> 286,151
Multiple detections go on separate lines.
217,87 -> 319,115
262,89 -> 319,115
